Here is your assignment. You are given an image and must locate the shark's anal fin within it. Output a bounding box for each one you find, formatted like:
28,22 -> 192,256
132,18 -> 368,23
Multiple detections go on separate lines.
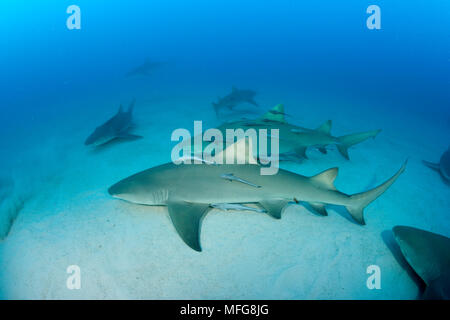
167,201 -> 211,252
258,200 -> 290,219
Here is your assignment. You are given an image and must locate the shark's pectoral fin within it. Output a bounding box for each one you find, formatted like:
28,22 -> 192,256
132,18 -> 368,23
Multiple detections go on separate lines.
118,133 -> 143,140
307,202 -> 328,216
167,201 -> 211,252
422,160 -> 440,172
258,200 -> 290,219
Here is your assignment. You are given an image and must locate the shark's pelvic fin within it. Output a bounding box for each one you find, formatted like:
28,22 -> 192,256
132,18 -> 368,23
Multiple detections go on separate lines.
422,160 -> 440,172
258,199 -> 290,219
295,146 -> 308,159
316,120 -> 332,135
308,202 -> 328,216
310,167 -> 338,191
260,104 -> 285,123
167,201 -> 211,252
347,161 -> 407,225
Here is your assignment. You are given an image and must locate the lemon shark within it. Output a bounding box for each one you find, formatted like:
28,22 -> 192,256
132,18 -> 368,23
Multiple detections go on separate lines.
212,87 -> 258,116
125,59 -> 164,77
214,104 -> 381,161
423,147 -> 450,184
108,138 -> 406,251
85,99 -> 142,146
393,226 -> 450,299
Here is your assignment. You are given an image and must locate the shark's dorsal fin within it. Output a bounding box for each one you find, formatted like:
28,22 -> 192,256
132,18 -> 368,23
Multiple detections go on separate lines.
260,104 -> 285,123
232,86 -> 238,92
316,120 -> 332,134
215,137 -> 258,165
118,104 -> 124,114
310,167 -> 338,190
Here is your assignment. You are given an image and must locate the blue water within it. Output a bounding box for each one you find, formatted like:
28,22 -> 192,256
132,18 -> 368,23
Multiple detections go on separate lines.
0,1 -> 449,299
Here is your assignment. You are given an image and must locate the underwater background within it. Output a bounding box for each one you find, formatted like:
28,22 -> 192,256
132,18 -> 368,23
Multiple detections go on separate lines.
0,0 -> 449,299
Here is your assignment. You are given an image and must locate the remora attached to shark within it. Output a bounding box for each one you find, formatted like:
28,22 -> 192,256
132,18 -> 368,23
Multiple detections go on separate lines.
212,86 -> 258,116
215,103 -> 381,161
393,226 -> 450,299
85,99 -> 142,146
423,147 -> 450,184
109,138 -> 406,251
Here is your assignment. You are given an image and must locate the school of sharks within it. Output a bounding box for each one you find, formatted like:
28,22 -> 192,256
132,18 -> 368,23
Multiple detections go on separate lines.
81,60 -> 450,300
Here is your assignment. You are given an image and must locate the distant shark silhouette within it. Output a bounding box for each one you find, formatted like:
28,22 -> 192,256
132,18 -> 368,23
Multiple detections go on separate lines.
108,137 -> 406,251
213,86 -> 258,116
393,226 -> 450,299
85,99 -> 142,146
423,147 -> 450,184
125,59 -> 164,77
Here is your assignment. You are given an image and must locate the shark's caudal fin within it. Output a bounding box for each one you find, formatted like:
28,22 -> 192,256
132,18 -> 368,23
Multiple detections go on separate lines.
346,161 -> 406,224
260,104 -> 285,123
336,129 -> 381,160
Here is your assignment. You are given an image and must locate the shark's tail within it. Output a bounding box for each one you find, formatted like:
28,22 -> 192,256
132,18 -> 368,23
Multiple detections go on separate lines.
346,161 -> 406,224
336,129 -> 381,160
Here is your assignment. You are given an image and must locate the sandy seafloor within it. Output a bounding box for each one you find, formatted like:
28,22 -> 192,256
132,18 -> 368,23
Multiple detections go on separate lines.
0,80 -> 449,300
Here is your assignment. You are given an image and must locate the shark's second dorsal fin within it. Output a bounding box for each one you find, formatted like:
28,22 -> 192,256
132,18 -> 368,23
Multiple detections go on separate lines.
310,167 -> 338,190
316,120 -> 332,134
260,104 -> 285,123
215,137 -> 258,165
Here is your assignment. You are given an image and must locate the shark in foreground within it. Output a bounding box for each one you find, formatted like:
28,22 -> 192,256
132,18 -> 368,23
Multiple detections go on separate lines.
109,138 -> 406,251
215,103 -> 381,161
423,147 -> 450,184
393,226 -> 450,299
85,99 -> 142,146
212,87 -> 258,116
